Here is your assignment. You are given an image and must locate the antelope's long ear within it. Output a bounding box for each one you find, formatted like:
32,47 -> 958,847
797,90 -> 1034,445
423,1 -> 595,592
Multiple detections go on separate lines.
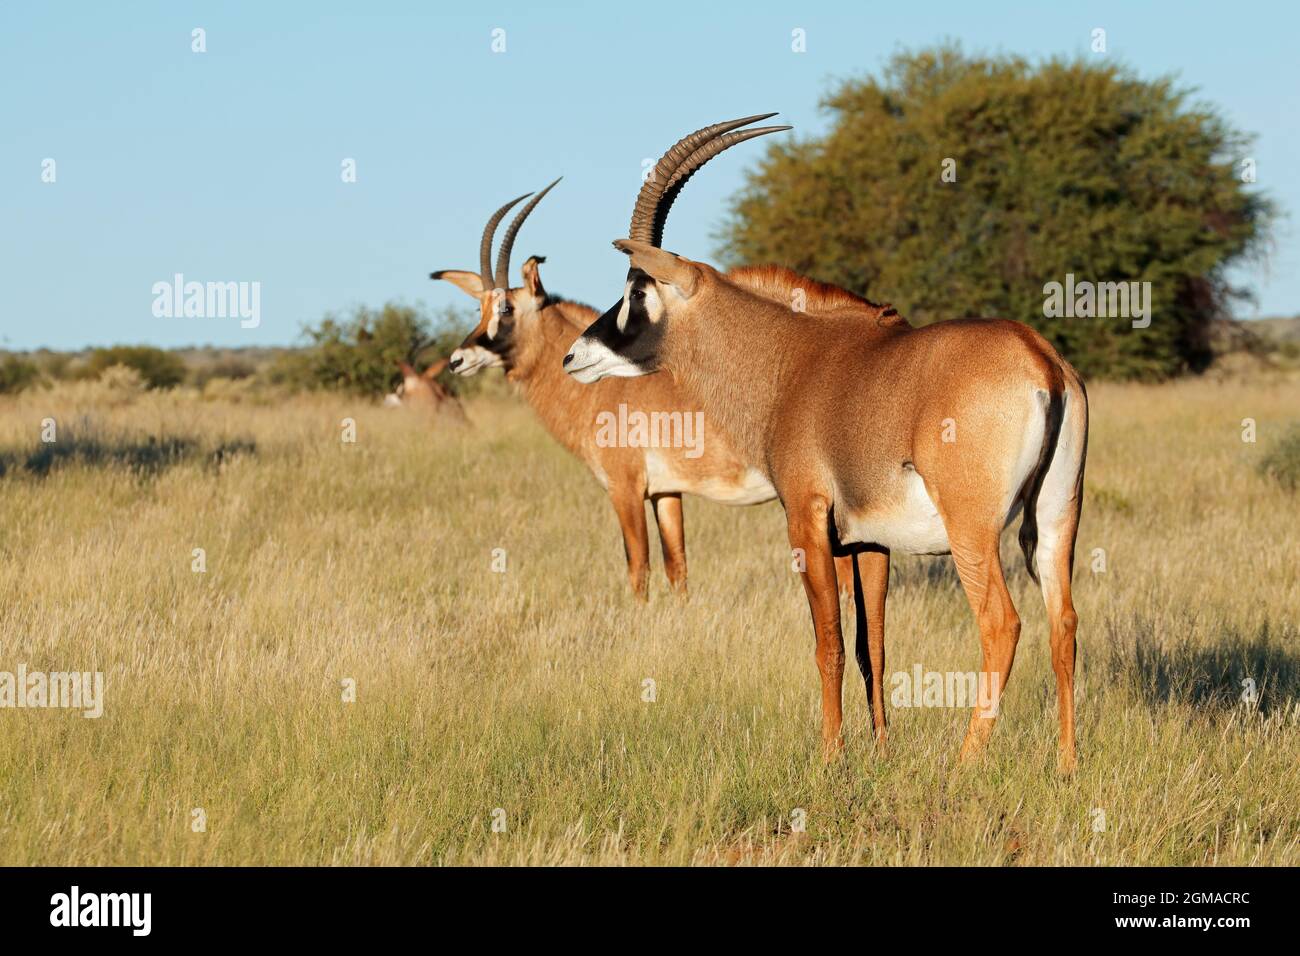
613,239 -> 699,297
430,270 -> 486,299
422,357 -> 449,380
521,255 -> 547,298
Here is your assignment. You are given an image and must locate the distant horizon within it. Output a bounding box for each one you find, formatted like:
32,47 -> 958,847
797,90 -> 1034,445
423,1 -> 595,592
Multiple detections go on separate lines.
3,309 -> 1297,357
4,1 -> 1295,351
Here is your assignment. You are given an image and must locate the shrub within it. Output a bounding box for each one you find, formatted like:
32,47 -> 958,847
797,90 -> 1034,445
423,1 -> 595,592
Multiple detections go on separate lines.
190,356 -> 258,388
0,355 -> 41,394
37,352 -> 74,381
84,346 -> 186,389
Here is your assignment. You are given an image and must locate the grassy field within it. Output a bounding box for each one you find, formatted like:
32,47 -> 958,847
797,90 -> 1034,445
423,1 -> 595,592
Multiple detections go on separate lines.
0,372 -> 1296,866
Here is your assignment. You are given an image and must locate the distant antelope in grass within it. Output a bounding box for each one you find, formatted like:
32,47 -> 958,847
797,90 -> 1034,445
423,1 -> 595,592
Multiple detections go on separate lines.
385,346 -> 467,422
431,178 -> 856,599
564,116 -> 1089,770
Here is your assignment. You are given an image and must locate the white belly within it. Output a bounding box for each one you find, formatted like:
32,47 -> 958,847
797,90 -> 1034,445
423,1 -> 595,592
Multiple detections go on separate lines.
644,451 -> 777,506
838,470 -> 951,555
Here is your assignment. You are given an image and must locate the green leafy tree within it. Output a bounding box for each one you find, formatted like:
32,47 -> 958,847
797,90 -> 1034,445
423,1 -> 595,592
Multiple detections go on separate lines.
717,47 -> 1273,380
84,346 -> 186,389
272,303 -> 472,396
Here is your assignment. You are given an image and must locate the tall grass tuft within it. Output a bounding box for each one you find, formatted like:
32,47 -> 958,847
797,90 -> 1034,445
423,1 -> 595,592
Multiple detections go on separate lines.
1258,422 -> 1300,491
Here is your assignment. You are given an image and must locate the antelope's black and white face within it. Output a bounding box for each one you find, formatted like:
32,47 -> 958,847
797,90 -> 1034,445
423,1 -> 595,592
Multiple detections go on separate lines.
448,288 -> 524,376
564,268 -> 670,383
565,114 -> 786,384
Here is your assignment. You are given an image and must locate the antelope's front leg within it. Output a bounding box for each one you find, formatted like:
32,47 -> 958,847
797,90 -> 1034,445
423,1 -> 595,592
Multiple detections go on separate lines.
788,496 -> 845,760
651,492 -> 687,595
610,482 -> 650,601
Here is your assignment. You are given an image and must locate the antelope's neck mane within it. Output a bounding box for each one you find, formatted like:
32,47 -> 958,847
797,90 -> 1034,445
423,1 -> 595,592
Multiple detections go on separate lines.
725,264 -> 906,326
544,298 -> 598,332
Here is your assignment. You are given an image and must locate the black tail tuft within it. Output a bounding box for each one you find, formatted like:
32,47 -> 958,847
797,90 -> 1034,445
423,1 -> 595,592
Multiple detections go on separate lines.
1018,388 -> 1066,585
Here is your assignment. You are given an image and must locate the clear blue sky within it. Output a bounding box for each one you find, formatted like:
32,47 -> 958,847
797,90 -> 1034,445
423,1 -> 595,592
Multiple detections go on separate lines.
1,1 -> 1294,350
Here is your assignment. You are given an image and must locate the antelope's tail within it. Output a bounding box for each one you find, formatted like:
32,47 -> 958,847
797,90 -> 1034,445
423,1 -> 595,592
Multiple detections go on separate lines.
1018,380 -> 1067,585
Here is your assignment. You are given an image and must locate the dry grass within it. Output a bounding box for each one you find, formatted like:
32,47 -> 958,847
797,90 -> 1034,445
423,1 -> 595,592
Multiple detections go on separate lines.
0,372 -> 1296,865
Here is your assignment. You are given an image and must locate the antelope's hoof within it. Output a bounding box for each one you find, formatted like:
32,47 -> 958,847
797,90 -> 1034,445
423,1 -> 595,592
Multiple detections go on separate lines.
821,738 -> 845,764
957,738 -> 985,764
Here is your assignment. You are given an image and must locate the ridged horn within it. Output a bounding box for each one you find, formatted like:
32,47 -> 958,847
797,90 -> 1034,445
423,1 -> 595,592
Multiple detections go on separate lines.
495,178 -> 561,291
628,114 -> 778,244
652,125 -> 791,247
479,193 -> 531,288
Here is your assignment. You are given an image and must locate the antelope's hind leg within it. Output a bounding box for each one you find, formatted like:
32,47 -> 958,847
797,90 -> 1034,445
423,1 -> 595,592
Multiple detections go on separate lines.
852,547 -> 890,749
1033,387 -> 1087,772
1037,530 -> 1079,772
834,554 -> 854,598
947,525 -> 1021,763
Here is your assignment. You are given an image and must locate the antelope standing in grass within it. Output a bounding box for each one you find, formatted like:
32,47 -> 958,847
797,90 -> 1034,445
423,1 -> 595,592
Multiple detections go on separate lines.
564,116 -> 1089,770
431,178 -> 855,599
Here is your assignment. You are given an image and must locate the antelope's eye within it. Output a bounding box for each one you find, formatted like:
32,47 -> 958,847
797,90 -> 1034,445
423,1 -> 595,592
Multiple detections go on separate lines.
631,290 -> 646,301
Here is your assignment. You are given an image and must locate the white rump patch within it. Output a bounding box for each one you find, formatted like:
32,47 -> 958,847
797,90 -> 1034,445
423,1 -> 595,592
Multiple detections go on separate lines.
1003,388 -> 1050,519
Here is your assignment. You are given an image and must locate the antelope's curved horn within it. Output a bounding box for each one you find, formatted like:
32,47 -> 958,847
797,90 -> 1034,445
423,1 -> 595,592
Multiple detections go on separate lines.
495,177 -> 561,291
652,125 -> 791,247
480,193 -> 531,288
628,114 -> 778,245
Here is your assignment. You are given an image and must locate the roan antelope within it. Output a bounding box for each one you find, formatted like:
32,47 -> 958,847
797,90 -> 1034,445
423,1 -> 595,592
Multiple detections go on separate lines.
564,116 -> 1089,770
430,177 -> 856,599
386,349 -> 466,422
